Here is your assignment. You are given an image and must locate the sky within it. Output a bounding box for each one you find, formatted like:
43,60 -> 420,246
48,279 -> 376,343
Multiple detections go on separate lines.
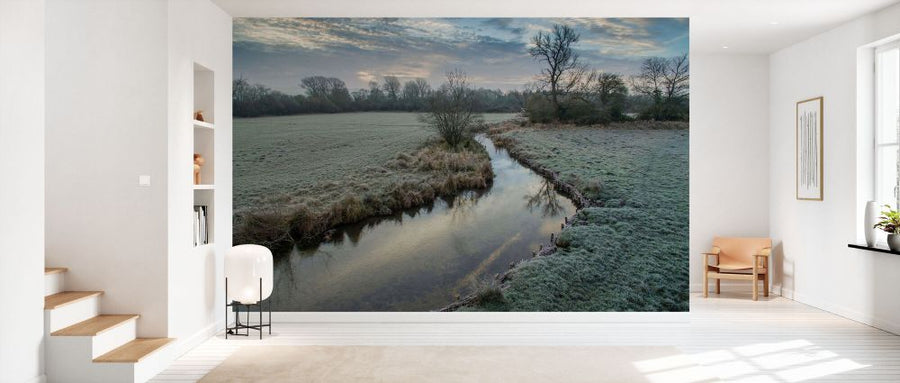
233,18 -> 688,93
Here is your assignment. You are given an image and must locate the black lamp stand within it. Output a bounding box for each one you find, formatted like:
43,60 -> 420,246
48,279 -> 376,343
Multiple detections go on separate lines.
225,277 -> 272,339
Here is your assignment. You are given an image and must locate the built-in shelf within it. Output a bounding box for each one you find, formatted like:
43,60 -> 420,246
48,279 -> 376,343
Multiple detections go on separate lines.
193,62 -> 215,247
193,120 -> 214,129
848,243 -> 900,255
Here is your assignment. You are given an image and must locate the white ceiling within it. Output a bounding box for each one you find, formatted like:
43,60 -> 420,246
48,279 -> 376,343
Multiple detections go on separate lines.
213,0 -> 900,54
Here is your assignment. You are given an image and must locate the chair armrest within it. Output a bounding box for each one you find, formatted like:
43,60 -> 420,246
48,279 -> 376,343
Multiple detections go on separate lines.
753,247 -> 771,269
702,246 -> 720,266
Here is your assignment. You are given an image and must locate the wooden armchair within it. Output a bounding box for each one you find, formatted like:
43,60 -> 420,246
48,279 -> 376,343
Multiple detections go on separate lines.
702,237 -> 772,301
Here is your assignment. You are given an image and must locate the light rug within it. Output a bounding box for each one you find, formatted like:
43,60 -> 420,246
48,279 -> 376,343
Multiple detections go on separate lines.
199,345 -> 718,382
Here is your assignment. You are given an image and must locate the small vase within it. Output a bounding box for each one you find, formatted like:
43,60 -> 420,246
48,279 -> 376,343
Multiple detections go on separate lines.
865,201 -> 879,247
888,234 -> 900,252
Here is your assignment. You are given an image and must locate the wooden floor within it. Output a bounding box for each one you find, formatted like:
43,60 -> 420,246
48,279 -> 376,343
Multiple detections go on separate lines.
151,292 -> 900,382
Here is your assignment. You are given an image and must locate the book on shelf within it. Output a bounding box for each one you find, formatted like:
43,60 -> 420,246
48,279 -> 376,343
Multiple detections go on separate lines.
193,205 -> 208,246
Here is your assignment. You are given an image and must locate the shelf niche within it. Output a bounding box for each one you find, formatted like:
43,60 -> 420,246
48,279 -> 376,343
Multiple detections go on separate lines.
193,63 -> 215,246
193,63 -> 214,124
194,189 -> 215,245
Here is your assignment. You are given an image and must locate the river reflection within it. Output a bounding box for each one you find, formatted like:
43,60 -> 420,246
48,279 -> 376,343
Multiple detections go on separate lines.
270,135 -> 577,311
526,179 -> 566,217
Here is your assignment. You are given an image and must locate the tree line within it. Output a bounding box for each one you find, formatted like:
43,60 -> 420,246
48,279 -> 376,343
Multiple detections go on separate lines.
525,24 -> 688,123
233,75 -> 525,117
233,23 -> 688,123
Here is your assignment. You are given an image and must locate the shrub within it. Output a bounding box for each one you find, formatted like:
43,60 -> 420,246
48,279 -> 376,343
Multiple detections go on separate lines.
524,94 -> 555,123
561,98 -> 605,125
470,279 -> 508,311
233,209 -> 292,251
420,70 -> 483,147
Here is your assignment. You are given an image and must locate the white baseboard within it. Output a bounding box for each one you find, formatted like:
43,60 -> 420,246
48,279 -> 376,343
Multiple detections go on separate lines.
270,311 -> 689,323
776,284 -> 793,299
25,374 -> 46,383
173,322 -> 217,358
779,288 -> 900,336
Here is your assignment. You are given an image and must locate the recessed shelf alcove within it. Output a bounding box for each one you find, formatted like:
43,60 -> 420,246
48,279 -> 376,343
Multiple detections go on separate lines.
193,63 -> 215,246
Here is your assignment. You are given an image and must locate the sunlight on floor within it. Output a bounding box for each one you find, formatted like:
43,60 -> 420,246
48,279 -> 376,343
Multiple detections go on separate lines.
634,339 -> 869,382
155,296 -> 899,382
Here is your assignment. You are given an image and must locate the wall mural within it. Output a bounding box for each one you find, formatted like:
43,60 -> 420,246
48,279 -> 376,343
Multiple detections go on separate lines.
232,18 -> 690,312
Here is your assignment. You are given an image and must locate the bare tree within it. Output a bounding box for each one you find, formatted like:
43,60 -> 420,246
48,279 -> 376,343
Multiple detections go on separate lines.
420,70 -> 483,147
568,71 -> 629,120
382,76 -> 401,102
630,57 -> 667,101
300,76 -> 352,110
300,76 -> 346,99
528,24 -> 584,120
368,80 -> 385,106
594,72 -> 628,105
414,78 -> 430,95
233,76 -> 251,104
630,54 -> 690,120
663,53 -> 690,101
401,78 -> 432,110
350,88 -> 369,104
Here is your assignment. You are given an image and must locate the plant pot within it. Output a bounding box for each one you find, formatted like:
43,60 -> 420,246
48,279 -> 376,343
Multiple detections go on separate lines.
888,234 -> 900,252
865,201 -> 879,247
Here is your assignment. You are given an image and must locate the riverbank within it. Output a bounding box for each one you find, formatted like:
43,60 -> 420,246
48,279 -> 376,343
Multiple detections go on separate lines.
264,129 -> 576,311
233,113 -> 514,253
236,137 -> 494,251
452,121 -> 689,312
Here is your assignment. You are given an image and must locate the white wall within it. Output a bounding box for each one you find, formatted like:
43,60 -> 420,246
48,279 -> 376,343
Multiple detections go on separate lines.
0,1 -> 46,381
769,2 -> 900,333
46,0 -> 171,337
167,0 -> 233,351
689,54 -> 771,292
46,0 -> 232,341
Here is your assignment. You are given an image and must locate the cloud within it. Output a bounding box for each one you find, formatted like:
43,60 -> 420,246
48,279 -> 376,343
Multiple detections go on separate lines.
356,71 -> 377,84
233,18 -> 688,92
482,18 -> 526,36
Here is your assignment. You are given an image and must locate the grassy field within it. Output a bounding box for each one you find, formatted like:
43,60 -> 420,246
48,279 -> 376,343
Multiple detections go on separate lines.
233,112 -> 516,248
478,122 -> 690,312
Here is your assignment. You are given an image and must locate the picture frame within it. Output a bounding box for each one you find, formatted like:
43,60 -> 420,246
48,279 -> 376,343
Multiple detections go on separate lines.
796,96 -> 824,200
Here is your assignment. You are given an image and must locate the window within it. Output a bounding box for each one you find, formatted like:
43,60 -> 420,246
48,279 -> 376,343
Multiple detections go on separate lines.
875,43 -> 900,208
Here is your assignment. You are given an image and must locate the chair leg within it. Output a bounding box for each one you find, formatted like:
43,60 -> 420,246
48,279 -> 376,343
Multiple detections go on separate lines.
764,272 -> 769,297
715,279 -> 720,294
752,269 -> 759,301
702,260 -> 708,298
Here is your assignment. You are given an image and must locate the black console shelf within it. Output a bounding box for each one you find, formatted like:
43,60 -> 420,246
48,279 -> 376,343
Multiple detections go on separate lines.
848,243 -> 900,255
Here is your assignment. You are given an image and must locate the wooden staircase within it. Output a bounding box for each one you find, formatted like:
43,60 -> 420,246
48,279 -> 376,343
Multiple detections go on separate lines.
44,267 -> 175,383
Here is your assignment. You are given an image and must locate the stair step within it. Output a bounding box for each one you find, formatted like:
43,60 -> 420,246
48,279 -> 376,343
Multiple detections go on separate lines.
45,268 -> 67,297
93,338 -> 174,363
51,314 -> 139,336
45,291 -> 103,310
45,267 -> 68,275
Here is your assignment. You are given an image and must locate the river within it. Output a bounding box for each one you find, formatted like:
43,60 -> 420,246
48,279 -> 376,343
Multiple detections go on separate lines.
269,135 -> 577,311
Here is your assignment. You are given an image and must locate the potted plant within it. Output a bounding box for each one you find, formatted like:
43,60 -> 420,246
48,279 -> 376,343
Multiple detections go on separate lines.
874,205 -> 900,251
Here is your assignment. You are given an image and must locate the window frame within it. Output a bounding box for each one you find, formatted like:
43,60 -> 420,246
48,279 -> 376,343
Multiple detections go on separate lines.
874,41 -> 900,208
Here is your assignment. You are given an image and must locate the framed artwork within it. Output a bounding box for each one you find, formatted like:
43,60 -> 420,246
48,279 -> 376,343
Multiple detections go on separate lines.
796,96 -> 823,200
